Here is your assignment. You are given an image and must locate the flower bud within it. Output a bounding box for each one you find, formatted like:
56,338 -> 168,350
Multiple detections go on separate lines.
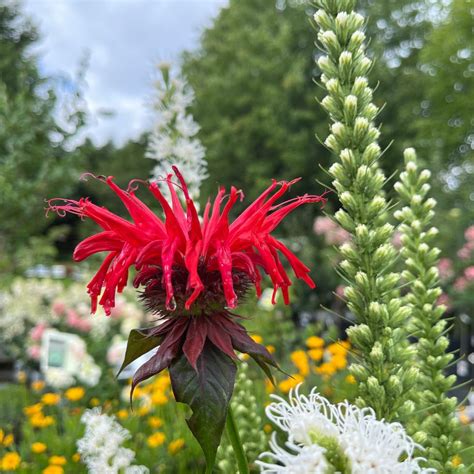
353,56 -> 372,76
318,55 -> 338,77
335,208 -> 355,232
350,363 -> 369,381
367,376 -> 385,400
347,324 -> 373,348
313,9 -> 333,31
353,117 -> 369,143
362,142 -> 381,164
340,148 -> 357,170
348,31 -> 366,51
344,95 -> 358,122
319,30 -> 340,57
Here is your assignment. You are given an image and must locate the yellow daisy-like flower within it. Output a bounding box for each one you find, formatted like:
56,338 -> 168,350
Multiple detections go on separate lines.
315,362 -> 336,377
327,341 -> 349,356
308,348 -> 324,361
65,387 -> 85,402
451,455 -> 462,467
0,429 -> 3,443
49,455 -> 67,466
263,424 -> 273,434
72,453 -> 81,463
147,432 -> 166,448
137,405 -> 151,417
153,374 -> 171,392
151,391 -> 168,406
117,409 -> 129,420
30,413 -> 55,428
1,452 -> 21,471
42,393 -> 61,406
330,354 -> 347,370
32,442 -> 48,454
290,350 -> 310,377
42,466 -> 64,474
168,438 -> 185,455
32,380 -> 45,391
23,403 -> 43,417
148,416 -> 163,429
3,433 -> 14,447
345,374 -> 356,384
278,374 -> 304,394
251,334 -> 263,344
306,336 -> 324,349
266,344 -> 276,354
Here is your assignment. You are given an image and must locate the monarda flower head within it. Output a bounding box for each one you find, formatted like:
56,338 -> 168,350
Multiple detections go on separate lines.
47,167 -> 326,468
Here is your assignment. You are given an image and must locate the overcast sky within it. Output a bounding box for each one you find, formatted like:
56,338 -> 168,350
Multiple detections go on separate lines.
22,0 -> 227,146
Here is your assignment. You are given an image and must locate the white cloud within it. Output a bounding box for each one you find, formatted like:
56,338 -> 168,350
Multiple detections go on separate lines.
22,0 -> 227,146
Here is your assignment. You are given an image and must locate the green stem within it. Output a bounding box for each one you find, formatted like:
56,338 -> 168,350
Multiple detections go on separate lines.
226,404 -> 249,474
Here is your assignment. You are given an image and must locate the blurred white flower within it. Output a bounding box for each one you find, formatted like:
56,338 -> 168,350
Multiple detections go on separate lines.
259,386 -> 433,474
77,354 -> 102,386
146,63 -> 208,201
78,408 -> 149,474
44,367 -> 75,389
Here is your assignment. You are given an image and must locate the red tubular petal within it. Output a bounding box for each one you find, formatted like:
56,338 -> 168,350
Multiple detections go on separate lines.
217,244 -> 238,308
86,252 -> 117,313
105,177 -> 166,237
202,187 -> 226,256
267,236 -> 315,289
270,246 -> 292,305
73,231 -> 123,262
182,317 -> 208,370
136,240 -> 163,267
165,173 -> 188,235
184,241 -> 204,310
161,239 -> 179,310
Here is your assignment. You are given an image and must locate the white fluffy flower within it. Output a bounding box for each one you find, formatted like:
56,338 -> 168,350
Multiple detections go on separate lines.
146,64 -> 208,201
257,435 -> 328,473
77,408 -> 149,474
259,386 -> 434,473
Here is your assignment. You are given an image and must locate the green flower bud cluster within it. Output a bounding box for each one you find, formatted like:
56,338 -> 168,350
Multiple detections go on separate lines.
217,362 -> 267,473
394,148 -> 465,473
314,0 -> 416,421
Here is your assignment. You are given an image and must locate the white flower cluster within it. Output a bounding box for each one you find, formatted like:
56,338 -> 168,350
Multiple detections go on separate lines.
77,408 -> 149,474
258,386 -> 434,474
146,63 -> 208,200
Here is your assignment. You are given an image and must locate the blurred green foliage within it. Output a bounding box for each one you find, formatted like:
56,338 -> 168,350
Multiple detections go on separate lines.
0,3 -> 85,277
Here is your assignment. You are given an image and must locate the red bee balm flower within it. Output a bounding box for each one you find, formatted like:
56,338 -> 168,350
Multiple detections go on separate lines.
47,167 -> 326,467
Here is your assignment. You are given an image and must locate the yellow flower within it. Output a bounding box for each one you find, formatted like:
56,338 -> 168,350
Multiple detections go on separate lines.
117,409 -> 129,420
330,355 -> 347,370
30,413 -> 55,428
153,374 -> 171,391
0,429 -> 3,444
32,442 -> 48,454
137,405 -> 151,417
263,424 -> 273,434
251,334 -> 263,344
266,344 -> 276,354
265,379 -> 275,394
306,336 -> 324,349
451,455 -> 462,467
65,387 -> 85,402
49,456 -> 67,466
90,397 -> 100,407
72,453 -> 81,463
168,438 -> 185,455
148,416 -> 163,429
24,403 -> 43,416
278,374 -> 304,393
315,362 -> 336,377
147,432 -> 166,448
308,348 -> 324,361
3,433 -> 14,447
151,391 -> 168,405
42,466 -> 64,474
42,393 -> 61,406
32,380 -> 45,391
345,374 -> 356,384
327,342 -> 348,356
290,350 -> 310,377
1,452 -> 21,471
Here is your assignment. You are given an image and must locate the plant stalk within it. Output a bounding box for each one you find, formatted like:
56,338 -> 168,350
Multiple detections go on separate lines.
225,404 -> 249,474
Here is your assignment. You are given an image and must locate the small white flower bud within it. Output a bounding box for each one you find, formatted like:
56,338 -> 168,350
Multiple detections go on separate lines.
343,95 -> 358,122
354,56 -> 372,76
362,142 -> 381,163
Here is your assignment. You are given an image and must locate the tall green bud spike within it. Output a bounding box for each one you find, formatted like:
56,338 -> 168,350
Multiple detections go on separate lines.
394,148 -> 465,473
313,0 -> 417,421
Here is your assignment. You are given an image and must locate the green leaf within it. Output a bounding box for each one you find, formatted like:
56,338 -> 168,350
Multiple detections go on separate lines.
169,342 -> 237,473
117,327 -> 161,376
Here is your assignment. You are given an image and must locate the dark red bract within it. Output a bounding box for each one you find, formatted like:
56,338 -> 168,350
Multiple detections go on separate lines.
47,167 -> 326,384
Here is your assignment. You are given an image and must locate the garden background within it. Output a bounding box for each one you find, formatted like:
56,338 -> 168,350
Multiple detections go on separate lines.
0,0 -> 472,472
